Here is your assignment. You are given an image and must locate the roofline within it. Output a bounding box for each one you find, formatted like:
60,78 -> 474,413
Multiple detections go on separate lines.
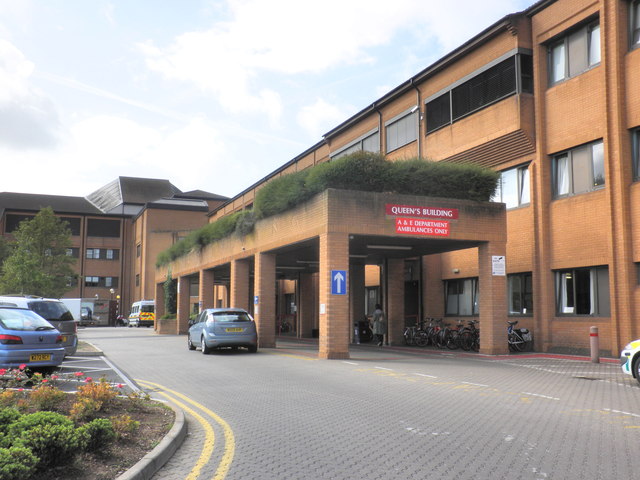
208,139 -> 326,217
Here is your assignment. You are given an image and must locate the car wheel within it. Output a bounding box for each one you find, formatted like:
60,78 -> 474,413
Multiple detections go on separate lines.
201,336 -> 211,354
248,345 -> 258,353
634,356 -> 640,385
187,335 -> 196,351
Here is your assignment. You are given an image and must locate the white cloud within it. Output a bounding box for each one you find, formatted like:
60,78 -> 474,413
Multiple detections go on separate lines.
297,99 -> 353,139
0,40 -> 60,149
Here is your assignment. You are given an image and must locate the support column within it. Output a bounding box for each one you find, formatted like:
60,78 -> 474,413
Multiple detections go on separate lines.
478,242 -> 508,355
230,259 -> 250,311
177,276 -> 190,334
319,232 -> 350,359
199,269 -> 215,312
155,283 -> 165,320
386,259 -> 405,346
349,264 -> 365,342
299,273 -> 317,338
255,252 -> 276,348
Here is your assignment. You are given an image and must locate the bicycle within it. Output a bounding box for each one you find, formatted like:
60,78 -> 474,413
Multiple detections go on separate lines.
403,320 -> 429,347
445,320 -> 466,350
507,321 -> 532,352
459,320 -> 480,351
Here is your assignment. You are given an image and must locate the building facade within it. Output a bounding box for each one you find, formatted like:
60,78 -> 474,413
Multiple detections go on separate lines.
156,0 -> 640,358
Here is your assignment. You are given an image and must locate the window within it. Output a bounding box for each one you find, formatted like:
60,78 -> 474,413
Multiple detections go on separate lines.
65,248 -> 79,258
555,266 -> 610,316
444,278 -> 479,316
331,130 -> 380,159
548,20 -> 600,85
552,140 -> 604,198
87,219 -> 120,237
4,214 -> 33,233
60,217 -> 81,236
386,111 -> 417,152
631,0 -> 640,48
84,276 -> 119,288
493,165 -> 530,208
85,248 -> 119,260
135,274 -> 140,287
426,53 -> 531,134
508,273 -> 533,315
136,244 -> 141,258
633,128 -> 640,179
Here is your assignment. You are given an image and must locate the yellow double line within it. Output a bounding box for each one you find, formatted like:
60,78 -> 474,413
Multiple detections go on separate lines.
136,379 -> 235,480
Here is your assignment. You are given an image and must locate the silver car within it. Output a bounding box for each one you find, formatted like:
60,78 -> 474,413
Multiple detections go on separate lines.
188,308 -> 258,354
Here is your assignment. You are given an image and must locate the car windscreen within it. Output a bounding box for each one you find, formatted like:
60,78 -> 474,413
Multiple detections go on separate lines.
211,312 -> 252,322
0,309 -> 56,331
27,301 -> 74,321
141,305 -> 154,313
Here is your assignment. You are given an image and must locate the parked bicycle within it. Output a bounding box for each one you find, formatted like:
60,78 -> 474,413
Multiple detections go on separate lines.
459,320 -> 480,351
507,320 -> 532,352
403,320 -> 429,347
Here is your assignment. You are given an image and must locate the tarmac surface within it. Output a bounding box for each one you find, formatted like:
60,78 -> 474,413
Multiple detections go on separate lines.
78,331 -> 640,480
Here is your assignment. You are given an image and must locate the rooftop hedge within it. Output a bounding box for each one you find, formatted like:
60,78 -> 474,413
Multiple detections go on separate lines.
156,152 -> 499,267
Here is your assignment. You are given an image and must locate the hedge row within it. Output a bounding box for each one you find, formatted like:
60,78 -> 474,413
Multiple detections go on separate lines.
156,152 -> 499,266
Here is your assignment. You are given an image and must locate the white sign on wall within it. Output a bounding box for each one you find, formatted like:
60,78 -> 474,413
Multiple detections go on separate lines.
492,256 -> 506,276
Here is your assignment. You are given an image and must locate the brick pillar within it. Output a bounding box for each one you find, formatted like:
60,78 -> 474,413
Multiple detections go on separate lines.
349,264 -> 365,342
299,273 -> 317,338
255,252 -> 276,348
199,269 -> 215,312
155,282 -> 165,320
319,232 -> 350,359
177,276 -> 190,334
478,242 -> 508,355
386,259 -> 405,346
230,259 -> 250,311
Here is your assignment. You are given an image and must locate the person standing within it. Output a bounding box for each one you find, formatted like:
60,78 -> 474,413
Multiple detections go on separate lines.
372,304 -> 386,346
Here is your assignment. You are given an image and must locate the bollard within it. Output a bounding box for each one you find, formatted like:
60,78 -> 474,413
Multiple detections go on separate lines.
590,326 -> 599,363
354,323 -> 360,344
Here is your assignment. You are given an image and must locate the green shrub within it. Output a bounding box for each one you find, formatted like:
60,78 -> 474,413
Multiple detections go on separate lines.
111,414 -> 140,439
8,411 -> 73,438
253,170 -> 313,219
28,385 -> 66,412
76,418 -> 116,452
0,446 -> 38,480
305,151 -> 391,194
15,423 -> 79,467
0,408 -> 21,436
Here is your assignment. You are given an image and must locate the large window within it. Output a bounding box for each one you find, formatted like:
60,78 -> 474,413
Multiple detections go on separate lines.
508,273 -> 533,315
633,128 -> 640,179
555,266 -> 609,316
548,20 -> 600,85
632,0 -> 640,48
444,278 -> 479,316
426,53 -> 532,134
84,276 -> 119,288
331,130 -> 379,159
87,219 -> 120,238
493,165 -> 530,208
386,110 -> 417,152
552,140 -> 604,198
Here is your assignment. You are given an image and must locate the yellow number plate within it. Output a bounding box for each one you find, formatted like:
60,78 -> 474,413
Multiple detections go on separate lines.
61,336 -> 67,343
29,353 -> 51,362
226,328 -> 243,333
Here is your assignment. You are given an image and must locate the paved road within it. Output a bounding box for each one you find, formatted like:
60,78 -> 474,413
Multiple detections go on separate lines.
79,327 -> 639,480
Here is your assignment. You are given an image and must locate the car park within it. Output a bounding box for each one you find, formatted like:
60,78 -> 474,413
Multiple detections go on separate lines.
0,296 -> 77,356
0,306 -> 65,370
620,339 -> 640,384
188,308 -> 258,354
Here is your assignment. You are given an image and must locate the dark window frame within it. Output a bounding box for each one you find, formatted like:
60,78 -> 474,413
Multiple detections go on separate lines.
552,140 -> 605,198
547,19 -> 600,86
508,272 -> 534,315
555,266 -> 610,316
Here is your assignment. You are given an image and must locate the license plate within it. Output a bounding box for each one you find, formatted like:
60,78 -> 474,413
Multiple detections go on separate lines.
61,336 -> 67,343
29,353 -> 51,362
226,328 -> 243,333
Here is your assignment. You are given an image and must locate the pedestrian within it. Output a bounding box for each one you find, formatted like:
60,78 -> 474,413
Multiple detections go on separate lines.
372,304 -> 386,346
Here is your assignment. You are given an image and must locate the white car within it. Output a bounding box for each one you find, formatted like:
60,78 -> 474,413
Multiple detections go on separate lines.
620,339 -> 640,385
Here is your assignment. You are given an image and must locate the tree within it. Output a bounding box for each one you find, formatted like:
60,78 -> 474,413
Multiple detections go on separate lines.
163,269 -> 177,316
0,207 -> 76,298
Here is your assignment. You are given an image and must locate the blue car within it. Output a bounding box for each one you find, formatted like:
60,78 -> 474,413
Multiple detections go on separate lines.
188,308 -> 258,354
0,307 -> 65,369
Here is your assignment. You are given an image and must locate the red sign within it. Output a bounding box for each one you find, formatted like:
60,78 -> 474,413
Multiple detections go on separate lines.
386,204 -> 458,219
395,218 -> 450,237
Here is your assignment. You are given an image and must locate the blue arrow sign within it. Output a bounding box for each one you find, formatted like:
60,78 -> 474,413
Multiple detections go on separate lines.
331,270 -> 347,295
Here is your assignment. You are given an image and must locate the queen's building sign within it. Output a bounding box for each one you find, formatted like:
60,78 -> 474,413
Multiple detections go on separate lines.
387,204 -> 456,237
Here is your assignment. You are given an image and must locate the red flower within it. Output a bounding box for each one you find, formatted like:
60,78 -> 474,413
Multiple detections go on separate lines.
18,364 -> 26,370
42,379 -> 48,383
117,384 -> 124,389
74,372 -> 84,377
50,375 -> 58,380
0,369 -> 6,375
85,377 -> 93,383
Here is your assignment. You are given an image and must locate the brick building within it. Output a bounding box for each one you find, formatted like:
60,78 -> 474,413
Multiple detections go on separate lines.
155,0 -> 640,358
0,177 -> 227,323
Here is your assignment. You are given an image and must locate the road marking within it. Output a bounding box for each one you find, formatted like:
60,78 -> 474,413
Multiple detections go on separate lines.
461,381 -> 489,387
522,392 -> 560,401
138,379 -> 236,480
343,361 -> 359,365
413,373 -> 438,378
603,408 -> 640,418
374,367 -> 393,371
137,380 -> 215,480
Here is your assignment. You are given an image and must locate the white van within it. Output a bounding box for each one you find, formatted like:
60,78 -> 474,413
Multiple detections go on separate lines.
128,300 -> 155,328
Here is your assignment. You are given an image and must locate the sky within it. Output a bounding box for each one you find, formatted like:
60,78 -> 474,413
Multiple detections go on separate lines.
0,0 -> 532,200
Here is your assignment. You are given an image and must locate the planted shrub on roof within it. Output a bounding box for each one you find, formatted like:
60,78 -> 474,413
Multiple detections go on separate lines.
305,151 -> 391,194
253,170 -> 312,219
